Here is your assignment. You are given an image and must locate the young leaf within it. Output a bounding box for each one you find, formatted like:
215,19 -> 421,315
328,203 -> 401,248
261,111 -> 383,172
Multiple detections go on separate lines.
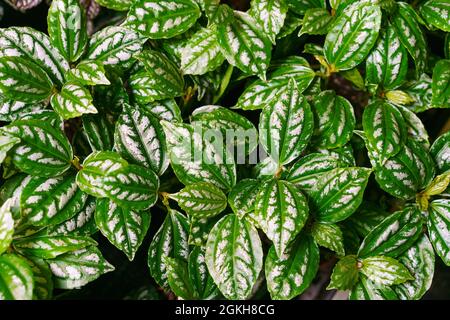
148,209 -> 189,290
420,0 -> 450,32
169,182 -> 227,219
311,222 -> 345,256
114,103 -> 168,175
217,11 -> 272,80
0,199 -> 14,255
431,59 -> 450,108
0,254 -> 34,300
0,56 -> 54,103
299,8 -> 333,36
358,206 -> 423,259
430,131 -> 449,173
68,60 -> 110,86
324,5 -> 381,71
265,234 -> 319,300
327,255 -> 359,290
259,79 -> 314,166
95,198 -> 150,261
360,256 -> 414,286
249,0 -> 288,44
428,199 -> 450,266
308,167 -> 371,223
255,179 -> 309,257
350,275 -> 398,300
205,214 -> 263,300
228,178 -> 261,219
48,0 -> 88,62
51,81 -> 97,119
47,246 -> 114,289
1,119 -> 73,177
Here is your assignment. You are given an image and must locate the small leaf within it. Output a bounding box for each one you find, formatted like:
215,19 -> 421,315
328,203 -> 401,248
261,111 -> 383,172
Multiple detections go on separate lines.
428,199 -> 450,266
68,60 -> 110,86
0,134 -> 20,164
420,0 -> 450,32
398,105 -> 429,148
402,74 -> 433,113
360,256 -> 414,286
249,0 -> 288,44
228,178 -> 261,219
188,246 -> 219,299
0,254 -> 34,300
289,0 -> 325,15
431,59 -> 450,108
430,130 -> 449,173
299,8 -> 333,36
51,81 -> 97,119
0,199 -> 14,255
165,257 -> 196,299
350,275 -> 398,300
327,255 -> 359,290
311,222 -> 345,256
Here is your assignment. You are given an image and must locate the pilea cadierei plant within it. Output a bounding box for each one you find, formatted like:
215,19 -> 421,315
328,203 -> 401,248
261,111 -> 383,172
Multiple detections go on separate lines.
0,0 -> 449,300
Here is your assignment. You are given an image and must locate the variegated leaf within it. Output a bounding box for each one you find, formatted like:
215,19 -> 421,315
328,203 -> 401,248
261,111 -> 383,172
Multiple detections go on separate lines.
20,174 -> 88,227
308,167 -> 371,223
398,106 -> 430,149
311,222 -> 345,256
288,0 -> 325,15
148,209 -> 189,290
0,99 -> 43,122
188,215 -> 220,247
85,26 -> 146,66
181,26 -> 225,75
165,257 -> 196,299
277,13 -> 303,39
228,178 -> 261,219
204,2 -> 234,26
95,0 -> 132,11
327,255 -> 359,290
402,74 -> 433,113
161,121 -> 236,191
0,27 -> 69,85
23,257 -> 53,300
249,0 -> 288,44
360,256 -> 413,286
431,59 -> 450,108
51,81 -> 97,119
169,182 -> 227,218
126,0 -> 201,39
95,198 -> 150,261
0,254 -> 34,300
82,113 -> 115,152
315,142 -> 356,166
365,24 -> 408,90
346,202 -> 392,238
362,101 -> 407,164
311,90 -> 355,149
143,99 -> 182,123
265,234 -> 319,300
0,56 -> 54,103
188,246 -> 219,299
68,60 -> 110,86
428,199 -> 450,266
14,235 -> 96,259
420,0 -> 450,32
5,0 -> 43,10
358,206 -> 423,259
115,103 -> 168,175
0,199 -> 14,255
217,11 -> 272,80
391,2 -> 428,76
235,56 -> 316,110
0,134 -> 20,164
324,5 -> 381,71
255,179 -> 309,257
394,235 -> 435,300
430,130 -> 449,173
205,214 -> 263,300
259,79 -> 314,166
0,174 -> 32,219
1,119 -> 73,177
299,8 -> 333,36
47,246 -> 114,289
350,275 -> 398,300
48,0 -> 88,62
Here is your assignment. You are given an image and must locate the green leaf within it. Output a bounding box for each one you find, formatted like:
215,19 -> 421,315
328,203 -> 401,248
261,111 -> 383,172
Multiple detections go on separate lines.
161,121 -> 236,191
394,235 -> 435,300
311,90 -> 355,149
143,99 -> 182,123
299,8 -> 333,36
430,130 -> 449,173
47,246 -> 114,289
1,119 -> 73,177
327,255 -> 359,290
51,81 -> 97,119
85,26 -> 146,67
358,206 -> 423,259
82,113 -> 115,152
350,275 -> 398,300
265,234 -> 319,300
188,246 -> 219,299
217,11 -> 272,80
20,174 -> 88,227
365,24 -> 408,90
23,257 -> 53,300
0,199 -> 14,255
362,101 -> 407,164
308,167 -> 371,223
148,209 -> 189,290
165,257 -> 196,299
402,74 -> 433,113
324,5 -> 381,71
126,0 -> 201,38
340,68 -> 366,91
0,254 -> 34,300
205,2 -> 234,26
235,56 -> 316,110
420,0 -> 450,32
130,50 -> 185,104
0,56 -> 54,103
181,26 -> 225,75
277,13 -> 303,39
14,235 -> 96,259
360,256 -> 414,286
289,0 -> 325,15
259,79 -> 314,166
255,179 -> 309,257
0,27 -> 69,86
95,0 -> 133,11
431,59 -> 450,108
205,214 -> 263,300
428,199 -> 450,266
188,215 -> 221,247
0,134 -> 20,164
391,2 -> 428,76
398,105 -> 430,148
114,103 -> 168,175
249,0 -> 288,44
68,60 -> 110,86
228,178 -> 261,219
169,182 -> 227,219
95,198 -> 150,261
311,222 -> 345,256
48,0 -> 88,62
0,99 -> 43,122
346,202 -> 391,238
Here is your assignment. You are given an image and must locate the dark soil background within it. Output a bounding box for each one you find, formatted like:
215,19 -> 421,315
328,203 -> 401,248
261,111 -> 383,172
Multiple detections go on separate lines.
1,0 -> 449,300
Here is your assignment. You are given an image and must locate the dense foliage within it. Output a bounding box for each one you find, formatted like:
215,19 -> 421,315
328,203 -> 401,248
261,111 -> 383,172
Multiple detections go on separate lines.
0,0 -> 449,300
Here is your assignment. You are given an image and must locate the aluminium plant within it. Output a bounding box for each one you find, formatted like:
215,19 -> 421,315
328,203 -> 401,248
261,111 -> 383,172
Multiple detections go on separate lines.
0,0 -> 449,301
